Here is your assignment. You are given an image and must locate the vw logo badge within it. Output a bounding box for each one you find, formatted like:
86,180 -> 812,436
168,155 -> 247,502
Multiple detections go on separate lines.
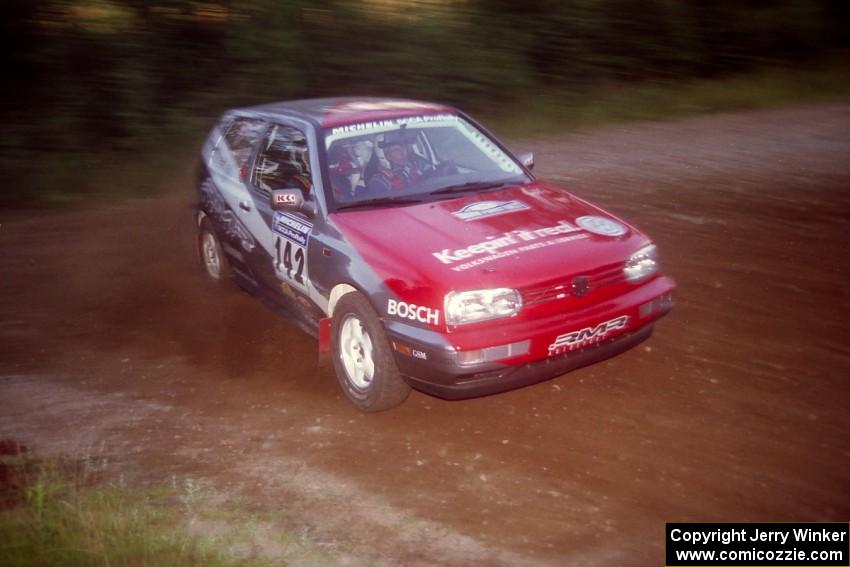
573,276 -> 590,297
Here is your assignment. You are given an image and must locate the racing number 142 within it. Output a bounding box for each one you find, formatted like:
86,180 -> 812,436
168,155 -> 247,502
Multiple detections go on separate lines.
274,237 -> 304,284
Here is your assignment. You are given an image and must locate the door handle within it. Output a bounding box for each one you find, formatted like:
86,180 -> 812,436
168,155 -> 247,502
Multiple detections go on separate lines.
239,200 -> 251,212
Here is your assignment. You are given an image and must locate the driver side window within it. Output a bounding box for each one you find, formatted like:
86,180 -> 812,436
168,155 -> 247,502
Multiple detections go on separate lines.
253,124 -> 312,195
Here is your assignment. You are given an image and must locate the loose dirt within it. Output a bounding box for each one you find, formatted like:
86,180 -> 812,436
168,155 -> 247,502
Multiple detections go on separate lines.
2,102 -> 849,566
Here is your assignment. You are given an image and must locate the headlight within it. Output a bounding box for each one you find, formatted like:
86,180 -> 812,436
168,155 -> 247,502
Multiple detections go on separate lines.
444,288 -> 522,326
624,244 -> 658,282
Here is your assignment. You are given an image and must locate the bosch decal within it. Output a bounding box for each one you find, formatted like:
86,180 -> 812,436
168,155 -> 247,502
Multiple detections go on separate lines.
387,299 -> 440,325
576,216 -> 627,237
452,200 -> 530,221
548,315 -> 630,356
272,212 -> 312,247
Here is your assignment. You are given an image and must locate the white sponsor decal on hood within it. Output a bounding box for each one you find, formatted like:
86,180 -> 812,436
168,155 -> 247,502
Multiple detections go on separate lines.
576,215 -> 627,237
452,200 -> 530,222
432,219 -> 583,265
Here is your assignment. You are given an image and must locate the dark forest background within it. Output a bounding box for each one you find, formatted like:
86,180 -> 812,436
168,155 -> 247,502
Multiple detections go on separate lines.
3,0 -> 849,208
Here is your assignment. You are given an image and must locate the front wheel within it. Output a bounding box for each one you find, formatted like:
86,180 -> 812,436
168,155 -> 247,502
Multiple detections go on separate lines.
331,292 -> 410,412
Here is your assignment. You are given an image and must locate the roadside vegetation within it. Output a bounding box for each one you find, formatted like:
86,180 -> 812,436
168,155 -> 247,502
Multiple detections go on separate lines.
490,60 -> 850,136
3,1 -> 849,210
0,443 -> 343,566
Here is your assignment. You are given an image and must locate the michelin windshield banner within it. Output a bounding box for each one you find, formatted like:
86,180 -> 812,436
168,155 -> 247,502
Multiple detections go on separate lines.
666,523 -> 849,566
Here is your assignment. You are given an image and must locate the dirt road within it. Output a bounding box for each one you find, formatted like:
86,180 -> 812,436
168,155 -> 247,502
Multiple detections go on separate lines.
2,102 -> 849,566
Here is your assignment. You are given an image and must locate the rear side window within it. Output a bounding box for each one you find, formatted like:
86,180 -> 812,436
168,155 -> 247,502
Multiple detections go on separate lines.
253,124 -> 312,194
223,117 -> 266,170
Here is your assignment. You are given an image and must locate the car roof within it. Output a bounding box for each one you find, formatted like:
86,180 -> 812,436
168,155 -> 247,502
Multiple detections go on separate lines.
235,97 -> 456,129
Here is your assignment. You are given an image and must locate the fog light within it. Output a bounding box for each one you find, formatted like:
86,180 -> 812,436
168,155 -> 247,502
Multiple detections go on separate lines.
639,293 -> 674,319
457,350 -> 484,365
456,340 -> 530,366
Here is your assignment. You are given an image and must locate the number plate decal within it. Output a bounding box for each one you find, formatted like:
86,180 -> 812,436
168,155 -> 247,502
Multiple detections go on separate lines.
271,212 -> 312,289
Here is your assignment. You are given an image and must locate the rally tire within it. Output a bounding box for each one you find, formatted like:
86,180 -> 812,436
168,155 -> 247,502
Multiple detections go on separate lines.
331,292 -> 411,412
198,217 -> 231,286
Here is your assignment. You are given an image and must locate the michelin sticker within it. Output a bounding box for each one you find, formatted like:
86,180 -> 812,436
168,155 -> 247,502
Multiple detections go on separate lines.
452,200 -> 530,222
272,212 -> 312,246
329,114 -> 458,136
576,216 -> 627,237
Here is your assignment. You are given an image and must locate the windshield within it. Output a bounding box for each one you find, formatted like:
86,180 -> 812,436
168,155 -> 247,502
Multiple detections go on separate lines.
323,114 -> 530,209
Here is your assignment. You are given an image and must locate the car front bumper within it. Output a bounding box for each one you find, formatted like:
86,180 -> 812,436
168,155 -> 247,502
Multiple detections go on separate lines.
382,276 -> 674,399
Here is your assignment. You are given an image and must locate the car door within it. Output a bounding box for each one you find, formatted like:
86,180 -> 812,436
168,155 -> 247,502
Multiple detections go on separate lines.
246,121 -> 323,320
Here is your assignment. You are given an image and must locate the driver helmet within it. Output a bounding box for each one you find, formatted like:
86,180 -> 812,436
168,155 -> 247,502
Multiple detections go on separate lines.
378,129 -> 416,149
377,129 -> 416,169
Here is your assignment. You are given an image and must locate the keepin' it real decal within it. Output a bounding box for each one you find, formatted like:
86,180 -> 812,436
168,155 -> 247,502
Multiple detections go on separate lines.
432,216 -> 629,272
433,219 -> 588,272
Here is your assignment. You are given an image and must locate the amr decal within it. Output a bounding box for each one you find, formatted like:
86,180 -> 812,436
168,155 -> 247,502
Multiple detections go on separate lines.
547,315 -> 629,356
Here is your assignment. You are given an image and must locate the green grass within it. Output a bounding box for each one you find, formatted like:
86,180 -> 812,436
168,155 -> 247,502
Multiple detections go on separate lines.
0,453 -> 342,566
488,59 -> 850,137
0,129 -> 204,214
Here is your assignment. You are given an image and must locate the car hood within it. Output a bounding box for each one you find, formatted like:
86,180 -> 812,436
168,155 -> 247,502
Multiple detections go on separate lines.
330,181 -> 651,307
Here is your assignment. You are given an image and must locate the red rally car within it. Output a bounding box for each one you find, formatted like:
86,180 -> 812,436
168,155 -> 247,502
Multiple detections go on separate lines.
195,97 -> 675,411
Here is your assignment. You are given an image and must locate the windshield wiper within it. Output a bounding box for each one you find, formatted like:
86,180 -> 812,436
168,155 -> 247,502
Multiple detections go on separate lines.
429,181 -> 513,196
335,196 -> 425,211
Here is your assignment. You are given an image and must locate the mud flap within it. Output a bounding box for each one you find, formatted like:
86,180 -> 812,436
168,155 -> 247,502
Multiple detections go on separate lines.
317,317 -> 334,376
318,317 -> 332,354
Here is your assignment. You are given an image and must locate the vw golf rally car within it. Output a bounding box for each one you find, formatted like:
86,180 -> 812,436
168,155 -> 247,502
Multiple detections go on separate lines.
195,97 -> 674,411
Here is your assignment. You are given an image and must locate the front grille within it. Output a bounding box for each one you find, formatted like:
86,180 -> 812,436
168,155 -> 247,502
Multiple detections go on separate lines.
522,262 -> 625,306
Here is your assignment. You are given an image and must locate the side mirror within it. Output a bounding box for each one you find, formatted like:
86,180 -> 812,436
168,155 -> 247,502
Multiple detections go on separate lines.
517,152 -> 535,171
271,188 -> 315,217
